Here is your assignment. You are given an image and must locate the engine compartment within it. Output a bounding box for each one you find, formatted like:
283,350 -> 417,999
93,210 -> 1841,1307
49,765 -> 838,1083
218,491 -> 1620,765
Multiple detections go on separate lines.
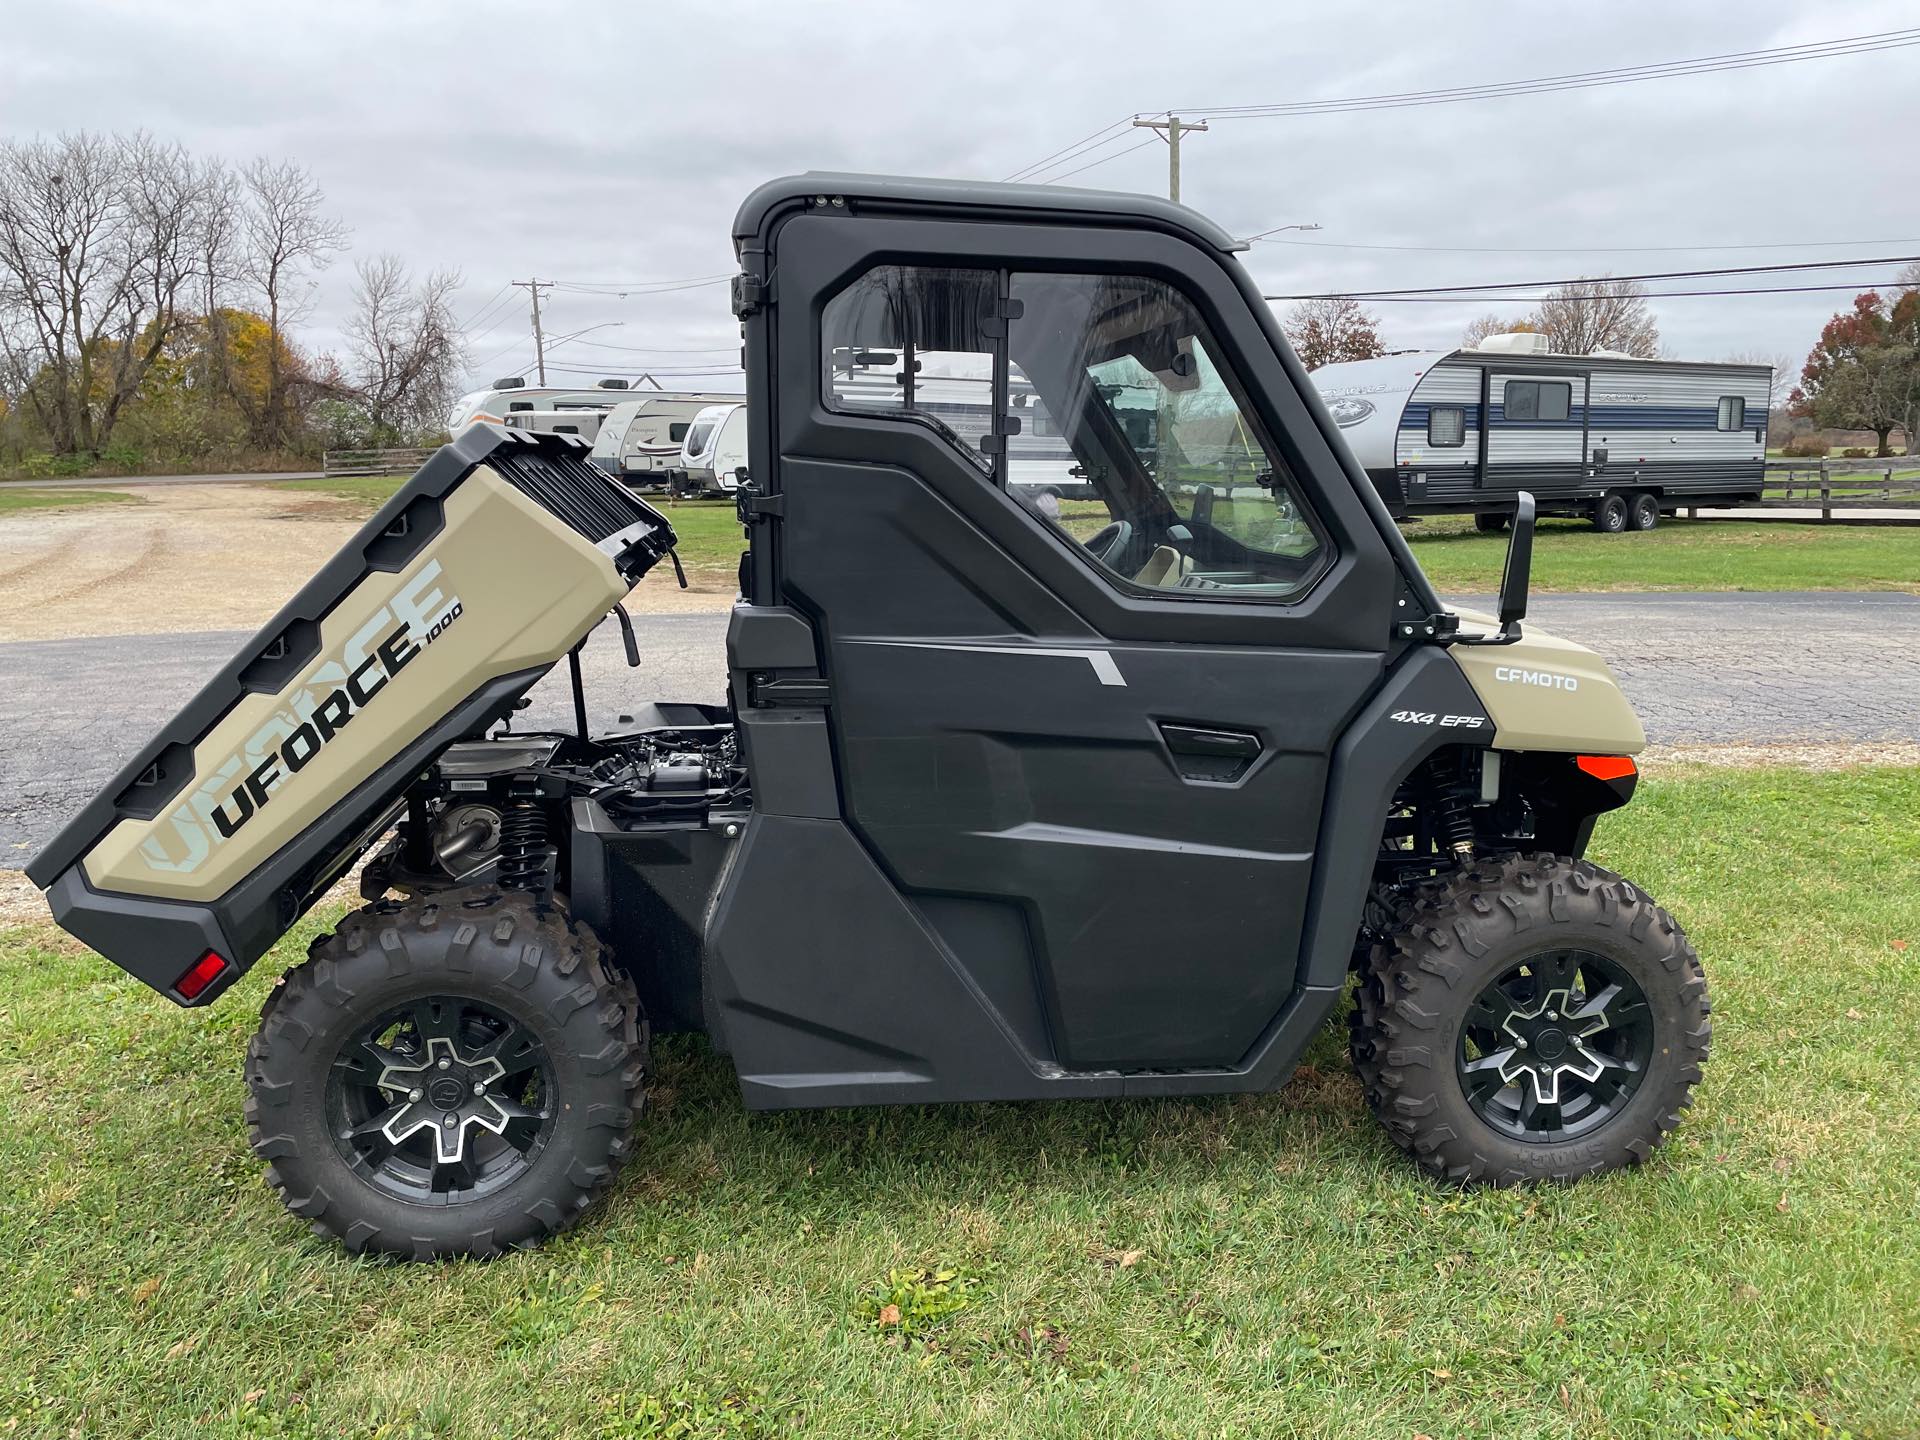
362,707 -> 748,900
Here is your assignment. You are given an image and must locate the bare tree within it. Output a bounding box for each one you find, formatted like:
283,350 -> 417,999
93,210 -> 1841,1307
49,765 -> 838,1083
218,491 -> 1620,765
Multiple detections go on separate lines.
1719,348 -> 1795,431
1460,312 -> 1538,348
195,155 -> 240,339
240,157 -> 347,446
0,132 -> 216,456
346,255 -> 465,440
1527,277 -> 1660,357
1282,295 -> 1386,370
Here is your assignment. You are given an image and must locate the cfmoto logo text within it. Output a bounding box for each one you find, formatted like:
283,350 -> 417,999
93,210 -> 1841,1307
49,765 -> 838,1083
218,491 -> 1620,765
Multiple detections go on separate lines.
1494,665 -> 1580,692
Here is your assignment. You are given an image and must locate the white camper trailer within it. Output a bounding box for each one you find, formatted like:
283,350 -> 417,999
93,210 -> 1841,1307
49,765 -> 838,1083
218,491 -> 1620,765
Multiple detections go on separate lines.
588,393 -> 741,485
674,402 -> 750,496
447,377 -> 634,433
502,408 -> 608,443
1310,335 -> 1770,532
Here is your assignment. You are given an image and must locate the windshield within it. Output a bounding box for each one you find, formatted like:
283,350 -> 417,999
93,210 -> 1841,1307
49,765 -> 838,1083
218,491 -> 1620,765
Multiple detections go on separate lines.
684,422 -> 716,458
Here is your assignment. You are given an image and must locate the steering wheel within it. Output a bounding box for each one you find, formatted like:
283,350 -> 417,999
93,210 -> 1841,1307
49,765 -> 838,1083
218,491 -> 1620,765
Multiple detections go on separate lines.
1081,519 -> 1133,569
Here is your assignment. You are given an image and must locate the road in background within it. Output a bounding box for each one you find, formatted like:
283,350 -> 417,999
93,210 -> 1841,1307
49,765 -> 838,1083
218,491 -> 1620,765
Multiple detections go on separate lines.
5,470 -> 328,489
4,592 -> 1917,866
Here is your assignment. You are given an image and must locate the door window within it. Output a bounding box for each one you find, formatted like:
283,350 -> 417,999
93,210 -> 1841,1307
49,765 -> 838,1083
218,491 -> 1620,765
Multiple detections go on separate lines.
819,264 -> 1329,601
1503,379 -> 1571,422
822,265 -> 998,472
1004,273 -> 1327,600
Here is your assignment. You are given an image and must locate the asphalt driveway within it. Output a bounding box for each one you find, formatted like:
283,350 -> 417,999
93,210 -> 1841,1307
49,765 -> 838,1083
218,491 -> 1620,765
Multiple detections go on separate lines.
3,592 -> 1917,866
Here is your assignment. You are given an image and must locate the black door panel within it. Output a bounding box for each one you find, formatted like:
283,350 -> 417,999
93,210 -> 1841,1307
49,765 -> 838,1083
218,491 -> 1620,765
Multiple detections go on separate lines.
744,207 -> 1394,1077
781,456 -> 1381,1068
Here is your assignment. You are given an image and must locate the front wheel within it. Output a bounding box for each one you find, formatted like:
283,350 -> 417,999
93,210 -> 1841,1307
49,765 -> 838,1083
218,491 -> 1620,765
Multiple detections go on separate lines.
1629,492 -> 1661,531
1473,512 -> 1508,534
1350,854 -> 1709,1184
245,891 -> 647,1259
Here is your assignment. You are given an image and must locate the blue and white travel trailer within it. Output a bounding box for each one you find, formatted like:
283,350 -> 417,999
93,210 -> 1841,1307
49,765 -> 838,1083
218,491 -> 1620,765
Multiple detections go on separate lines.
1309,333 -> 1771,532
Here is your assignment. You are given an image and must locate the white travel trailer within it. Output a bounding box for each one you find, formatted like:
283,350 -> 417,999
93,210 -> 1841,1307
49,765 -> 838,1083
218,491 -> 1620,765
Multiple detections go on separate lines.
1310,334 -> 1771,532
446,377 -> 635,432
674,402 -> 750,496
589,393 -> 741,485
502,408 -> 609,443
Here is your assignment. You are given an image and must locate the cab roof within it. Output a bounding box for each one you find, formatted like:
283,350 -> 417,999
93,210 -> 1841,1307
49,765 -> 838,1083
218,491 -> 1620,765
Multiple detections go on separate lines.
732,171 -> 1243,255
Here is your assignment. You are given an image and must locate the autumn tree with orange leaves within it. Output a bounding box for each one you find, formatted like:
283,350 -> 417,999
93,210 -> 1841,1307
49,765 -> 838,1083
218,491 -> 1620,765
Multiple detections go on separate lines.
1791,289 -> 1920,457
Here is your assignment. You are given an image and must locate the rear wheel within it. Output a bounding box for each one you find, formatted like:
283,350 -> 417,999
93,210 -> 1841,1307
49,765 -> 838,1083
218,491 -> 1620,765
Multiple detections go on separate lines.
1591,492 -> 1629,533
1473,512 -> 1508,534
245,890 -> 647,1259
1629,492 -> 1661,531
1350,853 -> 1709,1184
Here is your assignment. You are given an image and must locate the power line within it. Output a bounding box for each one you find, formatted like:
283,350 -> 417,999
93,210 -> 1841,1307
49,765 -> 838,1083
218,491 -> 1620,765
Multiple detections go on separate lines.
1169,28 -> 1920,120
1313,279 -> 1918,303
546,274 -> 733,297
1003,29 -> 1918,195
1261,254 -> 1920,301
455,283 -> 512,331
1248,233 -> 1920,255
1003,115 -> 1139,183
538,361 -> 743,378
560,337 -> 739,355
1026,128 -> 1156,183
1039,136 -> 1161,186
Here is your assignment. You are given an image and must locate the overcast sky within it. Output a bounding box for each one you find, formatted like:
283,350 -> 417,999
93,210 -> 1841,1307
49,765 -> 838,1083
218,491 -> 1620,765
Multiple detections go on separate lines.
5,0 -> 1916,394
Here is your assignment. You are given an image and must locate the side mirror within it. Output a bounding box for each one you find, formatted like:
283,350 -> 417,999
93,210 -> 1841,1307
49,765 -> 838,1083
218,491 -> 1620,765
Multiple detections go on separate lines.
1497,492 -> 1536,632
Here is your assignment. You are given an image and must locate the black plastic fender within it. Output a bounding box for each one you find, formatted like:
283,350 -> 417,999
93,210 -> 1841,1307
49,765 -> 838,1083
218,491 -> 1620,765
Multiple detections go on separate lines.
1296,646 -> 1492,990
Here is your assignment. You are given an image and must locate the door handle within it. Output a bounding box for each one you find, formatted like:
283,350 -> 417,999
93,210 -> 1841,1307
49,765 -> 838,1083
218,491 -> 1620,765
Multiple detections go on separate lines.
1160,724 -> 1261,760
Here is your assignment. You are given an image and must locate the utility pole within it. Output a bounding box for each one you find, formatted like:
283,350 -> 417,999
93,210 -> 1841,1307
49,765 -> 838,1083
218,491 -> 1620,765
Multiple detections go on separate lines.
1132,114 -> 1208,203
512,278 -> 552,384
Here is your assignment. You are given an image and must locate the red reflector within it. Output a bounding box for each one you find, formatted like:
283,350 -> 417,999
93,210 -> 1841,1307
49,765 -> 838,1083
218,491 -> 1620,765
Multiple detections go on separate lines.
174,950 -> 228,1000
1576,754 -> 1638,782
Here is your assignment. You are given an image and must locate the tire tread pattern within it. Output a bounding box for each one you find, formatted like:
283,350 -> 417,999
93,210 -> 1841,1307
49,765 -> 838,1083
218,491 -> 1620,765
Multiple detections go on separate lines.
1349,853 -> 1710,1185
244,892 -> 648,1259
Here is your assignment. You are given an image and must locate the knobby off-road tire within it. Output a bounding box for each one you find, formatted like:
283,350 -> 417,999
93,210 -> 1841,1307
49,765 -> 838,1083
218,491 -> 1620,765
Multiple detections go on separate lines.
245,890 -> 648,1259
1350,853 -> 1709,1184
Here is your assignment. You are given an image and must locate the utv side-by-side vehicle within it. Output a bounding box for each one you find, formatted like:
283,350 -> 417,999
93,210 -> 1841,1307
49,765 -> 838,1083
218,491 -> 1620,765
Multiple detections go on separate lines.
28,174 -> 1710,1258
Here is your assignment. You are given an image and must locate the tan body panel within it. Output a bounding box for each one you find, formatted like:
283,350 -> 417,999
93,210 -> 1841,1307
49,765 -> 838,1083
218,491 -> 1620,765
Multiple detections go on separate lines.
1449,606 -> 1646,756
82,468 -> 630,901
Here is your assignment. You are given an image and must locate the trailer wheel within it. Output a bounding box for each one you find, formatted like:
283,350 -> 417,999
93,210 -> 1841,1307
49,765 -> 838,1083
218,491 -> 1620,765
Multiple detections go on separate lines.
1350,853 -> 1710,1185
245,890 -> 647,1259
1629,492 -> 1661,531
1473,512 -> 1508,534
1591,492 -> 1629,534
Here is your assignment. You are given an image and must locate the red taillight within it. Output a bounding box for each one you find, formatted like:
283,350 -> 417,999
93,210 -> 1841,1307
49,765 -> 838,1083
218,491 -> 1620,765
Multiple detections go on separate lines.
1576,754 -> 1638,782
173,950 -> 228,1000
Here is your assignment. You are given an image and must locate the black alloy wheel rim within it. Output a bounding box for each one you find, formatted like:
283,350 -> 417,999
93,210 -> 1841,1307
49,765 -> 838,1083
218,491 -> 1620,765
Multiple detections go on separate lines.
1455,948 -> 1655,1143
326,994 -> 556,1204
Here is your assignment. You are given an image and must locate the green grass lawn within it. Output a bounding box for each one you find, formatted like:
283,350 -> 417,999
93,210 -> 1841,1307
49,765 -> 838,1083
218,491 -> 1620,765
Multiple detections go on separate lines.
279,473 -> 414,507
1405,516 -> 1920,595
283,476 -> 748,582
3,765 -> 1916,1438
0,488 -> 138,517
277,472 -> 1920,596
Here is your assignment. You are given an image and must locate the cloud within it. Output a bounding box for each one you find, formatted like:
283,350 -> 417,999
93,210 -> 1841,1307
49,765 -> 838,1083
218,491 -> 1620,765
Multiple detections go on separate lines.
4,0 -> 1913,382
